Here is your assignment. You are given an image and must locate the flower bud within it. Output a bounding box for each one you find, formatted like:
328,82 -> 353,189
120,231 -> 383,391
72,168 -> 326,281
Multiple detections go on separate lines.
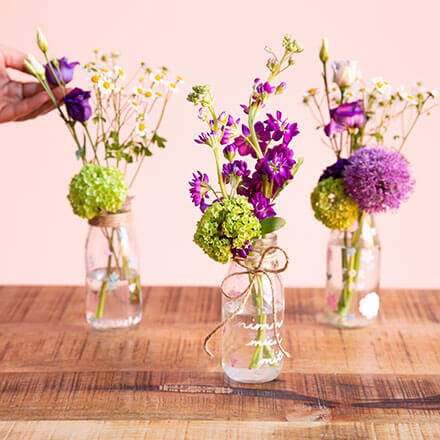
331,60 -> 361,89
275,82 -> 286,95
36,27 -> 48,53
25,54 -> 45,77
319,37 -> 329,64
223,144 -> 237,162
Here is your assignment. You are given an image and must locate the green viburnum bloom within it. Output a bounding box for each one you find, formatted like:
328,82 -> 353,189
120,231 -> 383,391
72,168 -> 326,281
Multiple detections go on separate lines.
311,177 -> 359,230
68,163 -> 128,219
194,196 -> 261,264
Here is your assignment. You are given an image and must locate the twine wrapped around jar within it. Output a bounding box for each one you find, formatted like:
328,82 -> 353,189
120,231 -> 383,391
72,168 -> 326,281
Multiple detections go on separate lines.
204,245 -> 291,359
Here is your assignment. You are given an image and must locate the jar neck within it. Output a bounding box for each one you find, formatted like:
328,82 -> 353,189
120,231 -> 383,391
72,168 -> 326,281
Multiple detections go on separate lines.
330,211 -> 379,246
88,196 -> 134,228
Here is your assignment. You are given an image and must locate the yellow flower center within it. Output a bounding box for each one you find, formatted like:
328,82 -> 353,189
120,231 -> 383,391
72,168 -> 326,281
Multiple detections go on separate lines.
138,122 -> 146,131
145,90 -> 153,98
103,81 -> 111,89
154,74 -> 162,81
91,75 -> 100,83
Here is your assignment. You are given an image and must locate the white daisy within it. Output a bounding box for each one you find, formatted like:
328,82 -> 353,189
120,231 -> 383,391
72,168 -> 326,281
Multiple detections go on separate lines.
136,120 -> 148,137
133,85 -> 146,97
143,89 -> 154,99
113,65 -> 126,80
150,70 -> 165,84
168,82 -> 180,93
372,77 -> 392,98
98,77 -> 114,94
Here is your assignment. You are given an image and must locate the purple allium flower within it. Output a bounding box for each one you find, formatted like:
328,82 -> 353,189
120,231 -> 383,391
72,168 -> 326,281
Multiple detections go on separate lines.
342,146 -> 414,213
325,100 -> 366,136
319,158 -> 350,182
45,57 -> 79,85
231,241 -> 253,259
222,160 -> 250,183
256,144 -> 296,190
189,171 -> 211,212
249,192 -> 276,220
64,88 -> 92,122
223,144 -> 237,161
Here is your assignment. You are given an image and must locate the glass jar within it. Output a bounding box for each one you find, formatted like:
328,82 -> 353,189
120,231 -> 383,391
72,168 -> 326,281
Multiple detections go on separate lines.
85,198 -> 142,329
325,213 -> 381,328
221,233 -> 286,383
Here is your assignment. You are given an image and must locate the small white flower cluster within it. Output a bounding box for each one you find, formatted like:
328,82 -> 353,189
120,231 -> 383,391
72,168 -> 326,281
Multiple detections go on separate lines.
83,51 -> 183,139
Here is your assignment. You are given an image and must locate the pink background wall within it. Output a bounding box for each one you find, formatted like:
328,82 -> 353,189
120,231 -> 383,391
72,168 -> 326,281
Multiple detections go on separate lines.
0,0 -> 439,287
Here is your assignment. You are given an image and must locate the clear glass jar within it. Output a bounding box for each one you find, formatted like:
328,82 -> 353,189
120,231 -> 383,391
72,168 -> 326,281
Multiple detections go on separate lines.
85,198 -> 142,329
325,213 -> 381,328
221,233 -> 286,383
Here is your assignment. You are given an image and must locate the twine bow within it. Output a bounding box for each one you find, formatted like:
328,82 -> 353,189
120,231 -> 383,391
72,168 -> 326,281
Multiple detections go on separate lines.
204,245 -> 291,359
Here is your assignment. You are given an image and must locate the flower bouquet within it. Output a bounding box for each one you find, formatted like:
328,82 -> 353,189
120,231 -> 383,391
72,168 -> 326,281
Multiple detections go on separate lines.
304,38 -> 438,327
187,35 -> 303,383
25,29 -> 181,328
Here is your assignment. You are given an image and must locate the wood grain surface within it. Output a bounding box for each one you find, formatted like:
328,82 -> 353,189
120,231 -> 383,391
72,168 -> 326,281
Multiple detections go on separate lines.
0,286 -> 439,439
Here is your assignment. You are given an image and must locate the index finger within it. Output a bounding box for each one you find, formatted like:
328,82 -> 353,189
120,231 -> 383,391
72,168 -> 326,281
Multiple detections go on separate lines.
0,44 -> 27,73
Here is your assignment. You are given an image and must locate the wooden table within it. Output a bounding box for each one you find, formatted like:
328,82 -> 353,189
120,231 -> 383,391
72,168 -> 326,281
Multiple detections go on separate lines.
0,286 -> 439,439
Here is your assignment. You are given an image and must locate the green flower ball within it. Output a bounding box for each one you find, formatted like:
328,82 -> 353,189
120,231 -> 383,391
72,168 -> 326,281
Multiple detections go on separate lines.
311,177 -> 359,230
194,195 -> 261,263
68,164 -> 128,219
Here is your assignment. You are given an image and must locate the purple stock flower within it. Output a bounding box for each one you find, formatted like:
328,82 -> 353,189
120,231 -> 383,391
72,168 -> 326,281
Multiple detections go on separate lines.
265,111 -> 299,146
231,241 -> 253,259
64,88 -> 92,122
222,160 -> 250,183
325,100 -> 366,136
256,144 -> 296,190
249,192 -> 276,220
189,171 -> 211,212
343,146 -> 414,213
45,57 -> 79,86
223,143 -> 237,161
194,130 -> 218,146
319,158 -> 350,182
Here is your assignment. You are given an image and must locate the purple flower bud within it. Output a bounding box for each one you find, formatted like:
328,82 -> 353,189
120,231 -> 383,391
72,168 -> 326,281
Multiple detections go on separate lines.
45,57 -> 79,85
64,88 -> 92,122
223,144 -> 237,161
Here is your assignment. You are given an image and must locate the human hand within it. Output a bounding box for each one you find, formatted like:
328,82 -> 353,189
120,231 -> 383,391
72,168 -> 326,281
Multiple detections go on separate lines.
0,44 -> 64,122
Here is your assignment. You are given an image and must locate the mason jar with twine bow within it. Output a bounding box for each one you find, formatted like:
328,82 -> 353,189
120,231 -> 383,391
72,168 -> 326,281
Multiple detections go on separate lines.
204,233 -> 290,383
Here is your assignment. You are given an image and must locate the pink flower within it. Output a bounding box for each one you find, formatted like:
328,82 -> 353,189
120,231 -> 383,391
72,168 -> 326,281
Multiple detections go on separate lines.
230,358 -> 238,367
327,294 -> 338,311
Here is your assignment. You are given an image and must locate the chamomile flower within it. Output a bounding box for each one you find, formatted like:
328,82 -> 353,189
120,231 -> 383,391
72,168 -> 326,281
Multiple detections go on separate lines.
372,77 -> 392,98
154,91 -> 164,100
136,119 -> 148,137
168,82 -> 180,93
130,100 -> 140,111
133,85 -> 146,97
89,72 -> 101,86
113,65 -> 125,80
397,87 -> 418,105
150,70 -> 165,84
144,89 -> 154,99
136,111 -> 146,121
176,75 -> 184,83
98,76 -> 114,94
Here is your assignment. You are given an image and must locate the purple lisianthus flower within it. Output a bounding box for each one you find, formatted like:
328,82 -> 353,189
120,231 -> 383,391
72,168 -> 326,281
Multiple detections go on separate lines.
189,171 -> 211,212
231,241 -> 254,259
256,144 -> 296,190
64,88 -> 92,122
343,146 -> 414,213
222,160 -> 250,183
45,57 -> 79,85
249,192 -> 276,220
319,158 -> 350,182
325,100 -> 366,136
324,119 -> 346,137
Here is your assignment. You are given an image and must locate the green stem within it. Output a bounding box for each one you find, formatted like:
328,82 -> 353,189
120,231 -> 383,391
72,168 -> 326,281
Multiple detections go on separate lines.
248,275 -> 278,369
336,211 -> 366,316
213,145 -> 228,198
96,253 -> 112,319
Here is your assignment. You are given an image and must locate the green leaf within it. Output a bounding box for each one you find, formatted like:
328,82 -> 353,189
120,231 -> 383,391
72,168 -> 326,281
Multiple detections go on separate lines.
152,133 -> 167,148
75,148 -> 85,160
260,216 -> 286,235
291,157 -> 304,179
